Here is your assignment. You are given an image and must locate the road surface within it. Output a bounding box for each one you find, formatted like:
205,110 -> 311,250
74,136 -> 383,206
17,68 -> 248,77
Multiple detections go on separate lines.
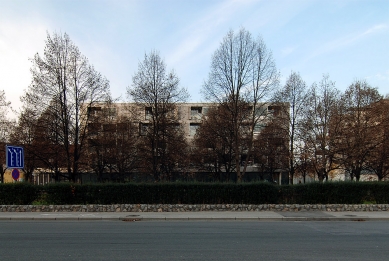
1,221 -> 388,260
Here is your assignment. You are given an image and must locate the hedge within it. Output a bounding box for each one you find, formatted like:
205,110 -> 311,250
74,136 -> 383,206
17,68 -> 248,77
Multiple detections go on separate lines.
0,181 -> 388,205
0,183 -> 39,205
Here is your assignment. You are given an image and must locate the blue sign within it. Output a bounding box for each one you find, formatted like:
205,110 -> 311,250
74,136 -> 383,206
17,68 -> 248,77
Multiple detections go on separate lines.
6,145 -> 24,169
12,169 -> 20,181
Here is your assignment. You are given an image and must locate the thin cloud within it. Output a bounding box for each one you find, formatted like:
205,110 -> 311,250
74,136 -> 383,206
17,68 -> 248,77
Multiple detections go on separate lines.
167,0 -> 256,67
281,46 -> 296,57
338,23 -> 387,47
307,23 -> 388,61
372,69 -> 389,82
362,24 -> 388,35
164,0 -> 258,101
245,0 -> 312,32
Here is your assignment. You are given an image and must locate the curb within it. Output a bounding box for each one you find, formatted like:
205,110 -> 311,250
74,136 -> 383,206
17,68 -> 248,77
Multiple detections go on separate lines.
1,211 -> 389,221
1,217 -> 386,221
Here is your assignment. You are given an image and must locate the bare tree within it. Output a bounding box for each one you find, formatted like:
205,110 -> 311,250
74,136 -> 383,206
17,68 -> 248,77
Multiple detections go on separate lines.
127,50 -> 189,181
0,90 -> 12,142
10,99 -> 69,183
192,104 -> 239,181
364,99 -> 389,181
253,118 -> 289,183
335,80 -> 382,181
9,108 -> 37,183
22,31 -> 111,182
294,139 -> 315,184
0,90 -> 12,183
301,75 -> 341,182
86,103 -> 140,182
202,28 -> 279,182
272,71 -> 309,184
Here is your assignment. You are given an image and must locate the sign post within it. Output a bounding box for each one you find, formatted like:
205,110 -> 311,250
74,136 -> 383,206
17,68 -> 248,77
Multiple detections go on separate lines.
6,145 -> 24,169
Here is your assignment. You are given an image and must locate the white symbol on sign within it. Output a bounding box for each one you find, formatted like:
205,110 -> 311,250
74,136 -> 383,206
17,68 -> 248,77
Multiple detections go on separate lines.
8,147 -> 23,167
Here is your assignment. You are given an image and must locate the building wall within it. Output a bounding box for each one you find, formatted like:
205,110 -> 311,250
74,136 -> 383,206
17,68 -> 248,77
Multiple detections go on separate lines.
87,102 -> 284,142
84,102 -> 290,182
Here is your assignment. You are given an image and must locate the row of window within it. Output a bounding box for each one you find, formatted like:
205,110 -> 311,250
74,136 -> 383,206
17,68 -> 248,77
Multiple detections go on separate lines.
88,120 -> 267,137
88,105 -> 281,121
87,104 -> 282,138
144,106 -> 280,120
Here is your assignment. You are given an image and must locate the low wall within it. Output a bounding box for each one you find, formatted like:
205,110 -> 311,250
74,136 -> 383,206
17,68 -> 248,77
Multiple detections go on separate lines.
1,204 -> 389,212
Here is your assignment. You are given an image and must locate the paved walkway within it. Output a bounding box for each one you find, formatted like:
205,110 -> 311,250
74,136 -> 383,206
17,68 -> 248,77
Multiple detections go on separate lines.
1,211 -> 389,221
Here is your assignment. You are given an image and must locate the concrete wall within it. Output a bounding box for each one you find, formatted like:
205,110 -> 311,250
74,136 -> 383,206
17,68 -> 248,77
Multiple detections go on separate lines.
1,204 -> 389,212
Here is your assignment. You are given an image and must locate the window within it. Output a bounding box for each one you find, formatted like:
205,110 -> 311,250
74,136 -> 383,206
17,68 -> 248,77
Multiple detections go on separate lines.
87,106 -> 101,116
203,107 -> 209,115
102,107 -> 116,117
103,124 -> 116,133
255,107 -> 267,116
139,123 -> 149,136
145,107 -> 152,120
191,107 -> 202,120
87,123 -> 101,136
268,106 -> 281,116
254,123 -> 265,133
190,123 -> 200,136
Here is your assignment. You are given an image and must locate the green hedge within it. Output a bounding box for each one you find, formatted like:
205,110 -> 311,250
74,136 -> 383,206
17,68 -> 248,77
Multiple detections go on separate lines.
0,183 -> 39,205
0,181 -> 388,205
278,182 -> 371,204
62,183 -> 278,204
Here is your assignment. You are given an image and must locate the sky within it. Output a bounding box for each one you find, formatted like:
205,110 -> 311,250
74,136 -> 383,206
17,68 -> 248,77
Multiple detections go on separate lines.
0,0 -> 388,118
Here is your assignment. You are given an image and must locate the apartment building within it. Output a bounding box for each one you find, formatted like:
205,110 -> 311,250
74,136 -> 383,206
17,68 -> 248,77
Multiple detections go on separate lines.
84,102 -> 289,183
86,102 -> 285,141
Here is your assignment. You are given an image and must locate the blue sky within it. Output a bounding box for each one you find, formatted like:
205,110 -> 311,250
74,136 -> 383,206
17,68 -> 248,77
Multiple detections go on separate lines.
0,0 -> 388,117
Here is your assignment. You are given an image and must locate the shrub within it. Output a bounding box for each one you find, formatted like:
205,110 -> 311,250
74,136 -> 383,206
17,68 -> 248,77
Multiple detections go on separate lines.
2,181 -> 389,205
0,183 -> 39,205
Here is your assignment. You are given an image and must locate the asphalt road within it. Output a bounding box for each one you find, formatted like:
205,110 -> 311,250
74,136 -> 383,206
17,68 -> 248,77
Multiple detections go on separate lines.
1,221 -> 388,261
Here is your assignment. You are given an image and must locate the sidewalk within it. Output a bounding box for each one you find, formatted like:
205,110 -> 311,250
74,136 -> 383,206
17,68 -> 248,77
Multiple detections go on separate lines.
1,211 -> 389,221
